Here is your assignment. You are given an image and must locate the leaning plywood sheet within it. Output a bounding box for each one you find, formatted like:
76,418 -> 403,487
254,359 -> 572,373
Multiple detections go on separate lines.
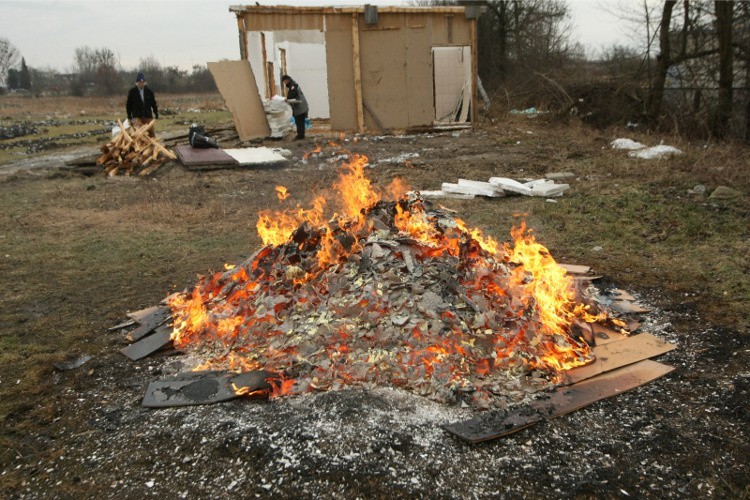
174,144 -> 238,168
223,147 -> 288,167
444,359 -> 675,443
207,60 -> 271,140
142,370 -> 273,408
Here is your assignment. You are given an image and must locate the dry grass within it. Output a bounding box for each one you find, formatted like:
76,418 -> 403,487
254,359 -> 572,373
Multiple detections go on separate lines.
0,93 -> 226,119
0,96 -> 748,495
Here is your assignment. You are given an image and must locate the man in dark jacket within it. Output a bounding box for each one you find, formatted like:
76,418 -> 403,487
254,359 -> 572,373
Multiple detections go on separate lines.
126,72 -> 158,136
281,74 -> 309,140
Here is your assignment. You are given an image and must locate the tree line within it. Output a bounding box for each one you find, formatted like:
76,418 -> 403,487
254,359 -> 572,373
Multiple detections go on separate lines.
0,39 -> 217,96
473,0 -> 749,140
3,1 -> 749,140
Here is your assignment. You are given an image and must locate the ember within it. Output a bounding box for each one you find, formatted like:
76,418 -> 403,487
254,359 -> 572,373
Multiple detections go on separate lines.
166,148 -> 625,408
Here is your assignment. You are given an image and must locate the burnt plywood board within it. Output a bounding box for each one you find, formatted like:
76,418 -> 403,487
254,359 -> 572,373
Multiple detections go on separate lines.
174,144 -> 238,168
561,332 -> 676,385
444,359 -> 675,443
142,370 -> 273,407
207,60 -> 271,141
126,307 -> 171,342
120,327 -> 172,361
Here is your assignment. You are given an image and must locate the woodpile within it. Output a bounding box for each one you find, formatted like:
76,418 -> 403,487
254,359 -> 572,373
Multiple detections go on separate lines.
96,120 -> 177,176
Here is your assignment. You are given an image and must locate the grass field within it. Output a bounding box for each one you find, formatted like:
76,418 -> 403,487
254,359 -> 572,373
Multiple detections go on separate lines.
0,93 -> 231,164
0,93 -> 748,497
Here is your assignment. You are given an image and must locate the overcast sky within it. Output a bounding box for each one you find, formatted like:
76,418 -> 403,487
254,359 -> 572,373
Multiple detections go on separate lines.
0,0 -> 634,73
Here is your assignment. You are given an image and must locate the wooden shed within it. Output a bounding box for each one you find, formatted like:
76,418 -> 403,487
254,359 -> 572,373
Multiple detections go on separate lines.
213,4 -> 481,138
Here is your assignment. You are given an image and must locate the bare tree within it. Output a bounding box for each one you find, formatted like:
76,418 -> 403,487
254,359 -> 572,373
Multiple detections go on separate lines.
72,46 -> 122,95
712,0 -> 734,138
0,37 -> 21,88
478,0 -> 577,86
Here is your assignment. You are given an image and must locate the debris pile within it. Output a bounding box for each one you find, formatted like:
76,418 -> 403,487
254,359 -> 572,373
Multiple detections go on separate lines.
97,120 -> 177,176
127,153 -> 634,410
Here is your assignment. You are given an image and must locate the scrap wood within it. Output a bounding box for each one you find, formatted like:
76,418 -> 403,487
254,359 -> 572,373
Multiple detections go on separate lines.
120,326 -> 172,361
560,332 -> 675,385
96,121 -> 175,176
443,359 -> 675,443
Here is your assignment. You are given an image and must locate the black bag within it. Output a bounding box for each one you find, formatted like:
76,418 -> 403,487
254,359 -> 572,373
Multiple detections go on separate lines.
188,124 -> 218,149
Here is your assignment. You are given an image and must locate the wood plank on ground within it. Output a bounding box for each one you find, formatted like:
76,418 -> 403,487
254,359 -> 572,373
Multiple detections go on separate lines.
443,359 -> 675,443
561,332 -> 675,385
142,370 -> 273,407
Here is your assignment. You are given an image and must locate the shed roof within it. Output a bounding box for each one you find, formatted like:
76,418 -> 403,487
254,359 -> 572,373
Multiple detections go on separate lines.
229,4 -> 470,16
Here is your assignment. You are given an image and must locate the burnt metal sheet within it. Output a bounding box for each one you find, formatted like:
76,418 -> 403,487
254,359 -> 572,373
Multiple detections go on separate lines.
444,360 -> 675,443
175,144 -> 238,168
142,370 -> 273,408
120,326 -> 172,361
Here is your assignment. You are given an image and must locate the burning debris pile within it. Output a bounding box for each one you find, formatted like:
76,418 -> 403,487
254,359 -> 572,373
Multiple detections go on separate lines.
147,151 -> 630,410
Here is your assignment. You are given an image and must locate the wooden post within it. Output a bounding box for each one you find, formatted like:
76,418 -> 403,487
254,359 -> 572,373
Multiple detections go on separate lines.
236,15 -> 248,60
470,18 -> 478,127
261,32 -> 270,99
352,12 -> 365,134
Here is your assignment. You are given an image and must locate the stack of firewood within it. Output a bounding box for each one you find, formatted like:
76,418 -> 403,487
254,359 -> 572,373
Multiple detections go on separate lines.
97,120 -> 177,176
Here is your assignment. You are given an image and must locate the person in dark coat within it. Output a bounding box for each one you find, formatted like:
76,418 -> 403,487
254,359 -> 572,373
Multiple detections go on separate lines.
126,72 -> 158,137
281,74 -> 309,140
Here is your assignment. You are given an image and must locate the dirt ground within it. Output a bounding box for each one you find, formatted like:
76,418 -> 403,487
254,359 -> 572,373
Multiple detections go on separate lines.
0,110 -> 748,498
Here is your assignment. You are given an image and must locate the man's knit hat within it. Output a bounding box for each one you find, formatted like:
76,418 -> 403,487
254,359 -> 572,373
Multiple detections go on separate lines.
136,72 -> 145,82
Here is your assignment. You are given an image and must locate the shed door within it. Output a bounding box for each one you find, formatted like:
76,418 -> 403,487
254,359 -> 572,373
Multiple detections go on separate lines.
433,46 -> 472,123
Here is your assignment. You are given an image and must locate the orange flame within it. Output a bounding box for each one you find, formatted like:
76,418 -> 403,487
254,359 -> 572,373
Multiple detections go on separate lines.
275,185 -> 290,201
165,147 -> 608,407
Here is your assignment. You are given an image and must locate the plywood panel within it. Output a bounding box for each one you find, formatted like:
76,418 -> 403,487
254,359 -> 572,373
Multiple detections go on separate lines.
208,60 -> 271,141
325,26 -> 358,131
429,13 -> 472,45
243,12 -> 323,32
405,18 -> 434,126
360,14 -> 409,129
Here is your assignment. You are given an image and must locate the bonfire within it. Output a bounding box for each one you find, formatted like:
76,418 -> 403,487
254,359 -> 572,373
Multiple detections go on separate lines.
164,148 -> 625,409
